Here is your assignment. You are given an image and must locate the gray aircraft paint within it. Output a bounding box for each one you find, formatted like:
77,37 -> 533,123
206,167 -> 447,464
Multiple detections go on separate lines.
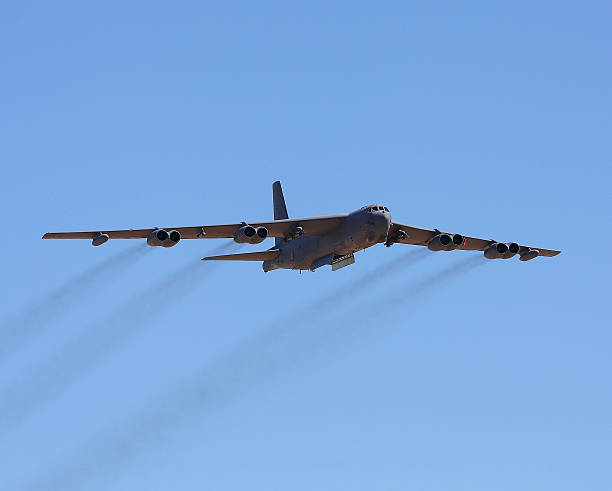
269,180 -> 390,271
263,205 -> 391,272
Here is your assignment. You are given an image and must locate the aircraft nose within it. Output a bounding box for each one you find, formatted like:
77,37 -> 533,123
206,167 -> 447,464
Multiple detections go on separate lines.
379,211 -> 390,228
375,212 -> 390,234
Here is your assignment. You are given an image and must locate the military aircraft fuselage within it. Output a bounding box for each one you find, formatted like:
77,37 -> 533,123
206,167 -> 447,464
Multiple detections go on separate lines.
262,205 -> 391,271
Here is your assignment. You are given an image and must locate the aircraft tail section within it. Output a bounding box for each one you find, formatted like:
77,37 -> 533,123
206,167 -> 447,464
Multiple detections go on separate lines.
273,180 -> 288,247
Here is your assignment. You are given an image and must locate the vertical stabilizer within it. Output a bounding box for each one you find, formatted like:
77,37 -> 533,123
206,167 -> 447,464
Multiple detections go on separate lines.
273,181 -> 288,247
273,181 -> 289,220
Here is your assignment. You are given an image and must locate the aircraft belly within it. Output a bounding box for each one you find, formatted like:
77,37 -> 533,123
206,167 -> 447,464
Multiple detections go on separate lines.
271,236 -> 325,270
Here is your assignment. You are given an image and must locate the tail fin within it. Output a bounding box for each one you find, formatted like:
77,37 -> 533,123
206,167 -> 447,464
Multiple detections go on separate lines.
273,181 -> 288,247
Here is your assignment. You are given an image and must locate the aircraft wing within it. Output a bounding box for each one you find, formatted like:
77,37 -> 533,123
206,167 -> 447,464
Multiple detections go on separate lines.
42,215 -> 347,240
390,221 -> 561,258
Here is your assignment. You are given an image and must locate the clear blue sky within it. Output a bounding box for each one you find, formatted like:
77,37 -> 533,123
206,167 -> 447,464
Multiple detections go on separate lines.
1,1 -> 610,490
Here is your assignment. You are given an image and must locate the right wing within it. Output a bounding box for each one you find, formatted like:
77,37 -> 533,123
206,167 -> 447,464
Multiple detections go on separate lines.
390,221 -> 561,257
43,215 -> 347,240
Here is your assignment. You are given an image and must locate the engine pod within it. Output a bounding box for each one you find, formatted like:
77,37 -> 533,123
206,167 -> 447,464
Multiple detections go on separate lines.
234,225 -> 257,244
234,225 -> 268,244
162,230 -> 181,247
484,242 -> 509,259
147,229 -> 169,247
251,227 -> 268,244
428,233 -> 455,251
501,242 -> 520,259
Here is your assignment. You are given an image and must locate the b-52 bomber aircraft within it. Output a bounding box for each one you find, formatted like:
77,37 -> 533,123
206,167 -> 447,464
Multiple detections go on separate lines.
43,181 -> 560,272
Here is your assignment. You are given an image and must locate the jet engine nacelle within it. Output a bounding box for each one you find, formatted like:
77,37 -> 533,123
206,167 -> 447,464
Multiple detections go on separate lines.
484,242 -> 519,259
234,224 -> 268,244
163,230 -> 181,247
147,229 -> 181,247
427,233 -> 464,252
503,242 -> 520,259
147,229 -> 169,247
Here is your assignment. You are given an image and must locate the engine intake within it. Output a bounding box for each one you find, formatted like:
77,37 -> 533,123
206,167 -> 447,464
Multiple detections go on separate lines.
484,242 -> 509,259
234,225 -> 268,244
255,227 -> 268,242
428,233 -> 464,251
147,229 -> 169,247
162,230 -> 181,247
501,242 -> 520,259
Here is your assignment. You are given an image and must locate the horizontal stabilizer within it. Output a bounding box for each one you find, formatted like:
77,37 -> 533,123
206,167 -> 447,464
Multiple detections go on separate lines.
202,250 -> 280,261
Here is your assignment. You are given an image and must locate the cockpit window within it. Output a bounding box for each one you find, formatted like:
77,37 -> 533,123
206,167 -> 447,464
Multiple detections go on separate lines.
383,207 -> 389,212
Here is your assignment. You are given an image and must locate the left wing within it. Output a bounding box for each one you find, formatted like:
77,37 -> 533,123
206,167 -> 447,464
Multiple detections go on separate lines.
389,221 -> 561,259
43,215 -> 347,241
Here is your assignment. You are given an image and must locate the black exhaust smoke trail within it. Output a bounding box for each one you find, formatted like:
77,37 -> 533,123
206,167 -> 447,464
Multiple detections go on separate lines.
351,253 -> 487,325
0,241 -> 239,435
18,247 -> 435,491
0,244 -> 148,362
308,254 -> 488,358
222,255 -> 487,391
304,248 -> 430,315
20,255 -> 485,491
